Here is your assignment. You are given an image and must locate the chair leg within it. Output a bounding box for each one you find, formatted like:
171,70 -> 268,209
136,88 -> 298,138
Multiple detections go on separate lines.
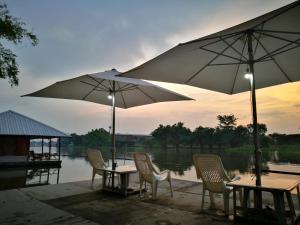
223,191 -> 230,216
139,179 -> 143,198
168,177 -> 173,197
152,181 -> 158,200
201,188 -> 206,211
91,169 -> 96,188
209,191 -> 216,209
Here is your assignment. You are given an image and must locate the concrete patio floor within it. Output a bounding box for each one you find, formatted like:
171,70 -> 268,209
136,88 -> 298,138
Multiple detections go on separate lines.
0,176 -> 299,225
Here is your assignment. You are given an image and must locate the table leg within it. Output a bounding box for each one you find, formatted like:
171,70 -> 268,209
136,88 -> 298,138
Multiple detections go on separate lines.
285,191 -> 296,224
233,187 -> 237,224
111,171 -> 115,189
119,173 -> 128,196
297,185 -> 300,210
102,171 -> 107,189
254,189 -> 262,209
243,188 -> 250,208
273,191 -> 287,225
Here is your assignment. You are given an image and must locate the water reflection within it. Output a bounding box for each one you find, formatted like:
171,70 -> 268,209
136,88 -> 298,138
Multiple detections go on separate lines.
0,167 -> 60,190
1,147 -> 300,190
150,148 -> 254,177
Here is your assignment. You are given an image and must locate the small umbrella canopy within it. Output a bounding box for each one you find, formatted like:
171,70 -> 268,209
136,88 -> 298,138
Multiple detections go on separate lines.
122,1 -> 300,188
23,69 -> 193,171
24,69 -> 192,108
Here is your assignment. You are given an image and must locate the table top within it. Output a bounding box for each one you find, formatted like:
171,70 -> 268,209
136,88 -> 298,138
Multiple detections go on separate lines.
97,165 -> 137,174
227,175 -> 300,191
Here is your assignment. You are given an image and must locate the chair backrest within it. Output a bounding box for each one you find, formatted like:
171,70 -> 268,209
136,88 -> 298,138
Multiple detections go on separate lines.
192,154 -> 230,193
86,149 -> 106,170
133,152 -> 155,182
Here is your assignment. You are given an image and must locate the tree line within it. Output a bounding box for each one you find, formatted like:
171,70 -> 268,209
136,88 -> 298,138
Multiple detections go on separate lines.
151,114 -> 269,150
61,114 -> 300,152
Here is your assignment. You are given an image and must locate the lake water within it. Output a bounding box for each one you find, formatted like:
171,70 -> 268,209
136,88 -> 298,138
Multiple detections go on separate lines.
1,147 -> 300,190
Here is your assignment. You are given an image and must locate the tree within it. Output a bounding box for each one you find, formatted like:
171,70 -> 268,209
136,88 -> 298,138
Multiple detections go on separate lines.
169,122 -> 190,151
151,124 -> 171,149
83,128 -> 110,148
0,4 -> 38,86
217,114 -> 238,147
231,125 -> 250,147
217,114 -> 237,130
247,123 -> 269,147
247,123 -> 267,136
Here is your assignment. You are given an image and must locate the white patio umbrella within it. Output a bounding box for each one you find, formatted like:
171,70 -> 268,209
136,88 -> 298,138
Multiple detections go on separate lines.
122,1 -> 300,188
23,69 -> 193,171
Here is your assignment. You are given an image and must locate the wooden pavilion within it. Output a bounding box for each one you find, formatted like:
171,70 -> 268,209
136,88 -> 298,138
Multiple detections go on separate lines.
0,110 -> 69,168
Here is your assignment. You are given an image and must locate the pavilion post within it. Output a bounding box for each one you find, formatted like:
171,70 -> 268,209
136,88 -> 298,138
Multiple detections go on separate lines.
41,138 -> 44,155
58,137 -> 61,161
49,138 -> 51,159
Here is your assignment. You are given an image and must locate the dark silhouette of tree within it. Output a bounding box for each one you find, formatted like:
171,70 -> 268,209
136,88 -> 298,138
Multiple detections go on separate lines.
217,114 -> 237,130
151,124 -> 171,149
193,126 -> 215,149
247,123 -> 269,147
247,123 -> 267,136
170,122 -> 190,151
231,125 -> 250,147
83,128 -> 110,148
217,114 -> 238,147
0,4 -> 38,86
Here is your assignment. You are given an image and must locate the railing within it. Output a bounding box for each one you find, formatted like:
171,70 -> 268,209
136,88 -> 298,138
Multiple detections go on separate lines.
261,169 -> 300,176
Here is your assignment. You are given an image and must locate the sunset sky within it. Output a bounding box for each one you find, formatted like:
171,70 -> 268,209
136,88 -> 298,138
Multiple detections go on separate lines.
1,0 -> 299,135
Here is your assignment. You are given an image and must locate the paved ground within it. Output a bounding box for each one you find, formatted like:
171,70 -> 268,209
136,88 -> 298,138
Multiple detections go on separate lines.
0,177 -> 299,225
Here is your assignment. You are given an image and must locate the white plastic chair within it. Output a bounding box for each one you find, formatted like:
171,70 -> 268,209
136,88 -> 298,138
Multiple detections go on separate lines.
193,154 -> 242,215
86,149 -> 108,187
133,152 -> 173,199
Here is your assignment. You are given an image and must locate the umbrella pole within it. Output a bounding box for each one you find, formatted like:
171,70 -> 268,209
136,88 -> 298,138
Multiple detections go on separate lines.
112,81 -> 116,171
247,31 -> 262,207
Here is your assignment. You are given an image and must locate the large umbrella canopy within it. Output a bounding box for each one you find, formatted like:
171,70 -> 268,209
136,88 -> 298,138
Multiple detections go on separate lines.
23,69 -> 193,171
122,1 -> 300,189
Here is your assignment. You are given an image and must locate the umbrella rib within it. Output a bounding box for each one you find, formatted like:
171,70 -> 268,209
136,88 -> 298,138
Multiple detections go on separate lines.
219,36 -> 248,61
230,34 -> 248,94
81,82 -> 105,100
186,35 -> 244,84
253,35 -> 292,82
80,80 -> 108,91
118,83 -> 132,90
182,30 -> 246,46
256,38 -> 300,62
118,84 -> 139,92
254,29 -> 300,35
209,62 -> 247,66
195,32 -> 242,49
199,47 -> 246,63
254,30 -> 300,45
107,80 -> 113,90
253,24 -> 265,56
116,82 -> 127,108
87,75 -> 109,90
136,87 -> 157,102
93,88 -> 111,92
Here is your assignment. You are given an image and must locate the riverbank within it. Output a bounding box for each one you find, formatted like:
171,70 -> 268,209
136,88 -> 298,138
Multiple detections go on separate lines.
1,175 -> 299,225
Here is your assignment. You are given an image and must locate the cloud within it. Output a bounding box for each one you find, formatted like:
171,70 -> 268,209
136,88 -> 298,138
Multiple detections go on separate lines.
1,0 -> 299,135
